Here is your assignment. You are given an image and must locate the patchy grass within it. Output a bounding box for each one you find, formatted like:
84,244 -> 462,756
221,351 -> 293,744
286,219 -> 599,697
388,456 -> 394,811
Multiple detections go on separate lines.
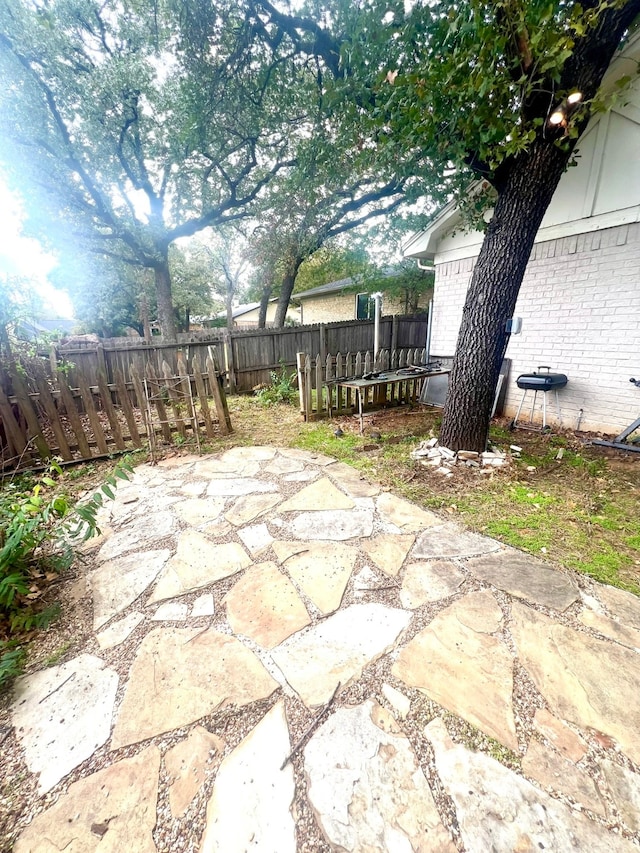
205,396 -> 640,594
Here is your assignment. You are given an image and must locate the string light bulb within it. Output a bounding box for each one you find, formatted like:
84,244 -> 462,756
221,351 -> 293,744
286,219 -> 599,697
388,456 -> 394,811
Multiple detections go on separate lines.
567,91 -> 583,105
548,110 -> 565,125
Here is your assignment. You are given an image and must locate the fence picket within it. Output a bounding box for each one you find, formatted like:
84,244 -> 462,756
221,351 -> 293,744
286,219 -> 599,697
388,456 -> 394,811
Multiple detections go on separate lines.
77,375 -> 109,454
96,371 -> 126,451
114,368 -> 141,447
192,355 -> 215,438
315,354 -> 323,417
304,354 -> 312,419
146,362 -> 172,443
130,365 -> 150,442
0,382 -> 30,462
31,363 -> 72,460
206,355 -> 232,435
10,368 -> 51,459
162,360 -> 187,438
56,377 -> 92,458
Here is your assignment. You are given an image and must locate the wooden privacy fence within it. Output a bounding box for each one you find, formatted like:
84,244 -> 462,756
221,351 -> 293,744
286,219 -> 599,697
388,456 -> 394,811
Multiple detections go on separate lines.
297,348 -> 428,421
0,353 -> 232,473
44,314 -> 428,396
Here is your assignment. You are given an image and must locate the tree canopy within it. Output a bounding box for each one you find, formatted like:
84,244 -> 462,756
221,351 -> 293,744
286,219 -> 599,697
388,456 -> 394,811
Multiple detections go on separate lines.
0,0 -> 305,339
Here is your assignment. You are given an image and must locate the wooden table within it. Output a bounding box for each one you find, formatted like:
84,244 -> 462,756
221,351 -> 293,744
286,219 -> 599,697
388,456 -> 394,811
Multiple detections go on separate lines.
329,369 -> 450,432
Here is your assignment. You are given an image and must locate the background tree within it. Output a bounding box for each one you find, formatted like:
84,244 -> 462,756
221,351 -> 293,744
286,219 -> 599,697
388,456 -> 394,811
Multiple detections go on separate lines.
0,0 -> 302,341
252,0 -> 640,450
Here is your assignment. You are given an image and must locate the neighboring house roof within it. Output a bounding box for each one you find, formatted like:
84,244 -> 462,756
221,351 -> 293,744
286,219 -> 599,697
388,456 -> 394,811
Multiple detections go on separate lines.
231,302 -> 261,318
294,278 -> 357,300
295,270 -> 402,301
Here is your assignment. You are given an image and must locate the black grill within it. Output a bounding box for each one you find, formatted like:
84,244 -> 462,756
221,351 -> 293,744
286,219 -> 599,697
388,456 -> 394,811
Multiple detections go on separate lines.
516,373 -> 568,391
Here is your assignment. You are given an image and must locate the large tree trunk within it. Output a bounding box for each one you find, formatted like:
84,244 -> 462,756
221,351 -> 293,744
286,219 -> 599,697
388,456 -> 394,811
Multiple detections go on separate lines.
258,281 -> 273,329
274,254 -> 304,327
154,252 -> 177,342
439,141 -> 575,452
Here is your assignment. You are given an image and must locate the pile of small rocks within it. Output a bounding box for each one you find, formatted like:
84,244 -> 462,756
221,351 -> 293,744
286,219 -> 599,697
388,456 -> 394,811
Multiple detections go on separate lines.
410,438 -> 520,477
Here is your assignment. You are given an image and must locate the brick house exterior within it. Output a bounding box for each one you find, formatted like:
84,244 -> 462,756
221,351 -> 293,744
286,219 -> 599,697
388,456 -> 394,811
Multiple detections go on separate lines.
404,35 -> 640,435
297,278 -> 431,325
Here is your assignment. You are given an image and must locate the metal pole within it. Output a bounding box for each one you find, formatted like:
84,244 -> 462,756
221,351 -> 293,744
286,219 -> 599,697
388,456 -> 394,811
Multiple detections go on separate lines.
372,293 -> 382,364
425,299 -> 433,365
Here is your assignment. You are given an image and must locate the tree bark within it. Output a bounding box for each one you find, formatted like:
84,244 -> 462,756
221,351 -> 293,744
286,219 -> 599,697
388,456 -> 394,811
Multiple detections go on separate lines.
274,254 -> 304,327
439,141 -> 577,452
153,251 -> 177,342
258,281 -> 273,328
226,287 -> 235,330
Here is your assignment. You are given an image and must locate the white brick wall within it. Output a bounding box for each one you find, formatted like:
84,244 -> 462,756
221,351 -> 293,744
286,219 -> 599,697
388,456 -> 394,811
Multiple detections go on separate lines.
431,223 -> 640,434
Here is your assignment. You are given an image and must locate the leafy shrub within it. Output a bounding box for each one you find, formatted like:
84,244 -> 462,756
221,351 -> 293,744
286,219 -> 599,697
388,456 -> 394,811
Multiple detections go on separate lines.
0,457 -> 132,688
254,366 -> 298,406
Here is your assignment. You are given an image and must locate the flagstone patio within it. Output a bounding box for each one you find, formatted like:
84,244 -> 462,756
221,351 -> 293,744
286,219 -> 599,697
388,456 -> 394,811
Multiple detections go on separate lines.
8,446 -> 640,851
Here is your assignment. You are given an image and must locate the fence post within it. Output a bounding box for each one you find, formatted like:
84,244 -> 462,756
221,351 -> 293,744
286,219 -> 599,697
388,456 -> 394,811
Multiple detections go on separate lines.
391,315 -> 399,354
319,324 -> 327,365
223,329 -> 237,394
206,354 -> 232,435
296,352 -> 306,418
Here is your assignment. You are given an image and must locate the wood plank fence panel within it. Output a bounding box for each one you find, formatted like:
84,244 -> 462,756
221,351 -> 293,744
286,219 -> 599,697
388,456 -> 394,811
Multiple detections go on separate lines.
114,369 -> 142,447
56,378 -> 93,458
297,348 -> 429,422
32,363 -> 73,461
206,355 -> 232,435
145,363 -> 172,443
76,375 -> 110,455
192,356 -> 215,438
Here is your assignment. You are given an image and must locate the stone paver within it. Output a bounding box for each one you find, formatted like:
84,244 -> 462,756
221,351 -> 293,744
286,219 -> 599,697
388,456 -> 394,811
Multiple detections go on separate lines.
532,708 -> 587,762
12,654 -> 118,793
591,583 -> 640,629
271,603 -> 411,708
522,738 -> 605,814
91,549 -> 170,629
207,477 -> 279,496
376,491 -> 441,531
412,524 -> 501,558
13,746 -> 160,853
224,561 -> 311,647
304,700 -> 456,852
465,549 -> 579,611
393,591 -> 518,750
111,627 -> 278,749
273,540 -> 358,615
287,508 -> 374,540
96,611 -> 144,650
165,726 -> 225,819
426,718 -> 637,853
326,462 -> 381,497
11,445 -> 640,853
225,493 -> 283,526
359,533 -> 415,577
580,606 -> 640,650
151,600 -> 188,621
400,559 -> 466,608
200,702 -> 296,853
173,497 -> 226,526
148,532 -> 251,604
191,593 -> 215,617
96,511 -> 176,562
278,476 -> 355,511
237,522 -> 274,555
600,759 -> 640,831
511,601 -> 640,764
